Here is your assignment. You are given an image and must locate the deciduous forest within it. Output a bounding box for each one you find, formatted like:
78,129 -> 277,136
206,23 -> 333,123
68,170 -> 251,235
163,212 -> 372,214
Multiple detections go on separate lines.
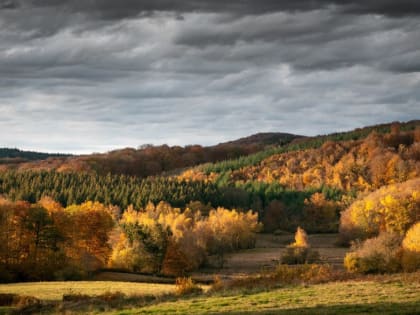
0,121 -> 419,307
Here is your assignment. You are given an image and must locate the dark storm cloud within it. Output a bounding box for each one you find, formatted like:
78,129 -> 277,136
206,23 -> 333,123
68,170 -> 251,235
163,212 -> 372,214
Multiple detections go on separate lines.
174,12 -> 420,74
4,0 -> 420,17
0,0 -> 419,153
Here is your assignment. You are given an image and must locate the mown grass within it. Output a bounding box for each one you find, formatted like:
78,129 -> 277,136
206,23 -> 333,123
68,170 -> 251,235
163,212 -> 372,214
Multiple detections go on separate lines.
108,273 -> 420,315
0,281 -> 175,301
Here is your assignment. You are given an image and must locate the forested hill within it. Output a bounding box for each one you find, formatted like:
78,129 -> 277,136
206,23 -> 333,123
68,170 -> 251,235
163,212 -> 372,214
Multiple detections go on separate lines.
0,148 -> 71,163
196,120 -> 420,175
0,120 -> 418,228
218,132 -> 300,147
1,121 -> 419,180
0,133 -> 301,177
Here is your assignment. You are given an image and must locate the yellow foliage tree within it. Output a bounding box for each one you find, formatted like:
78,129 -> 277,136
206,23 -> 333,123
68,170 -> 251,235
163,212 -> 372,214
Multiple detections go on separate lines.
291,227 -> 309,248
110,203 -> 260,274
339,178 -> 420,243
401,223 -> 420,272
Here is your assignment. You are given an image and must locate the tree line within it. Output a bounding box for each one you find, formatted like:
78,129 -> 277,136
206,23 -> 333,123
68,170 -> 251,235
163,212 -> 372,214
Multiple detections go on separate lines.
0,198 -> 260,282
0,170 -> 343,233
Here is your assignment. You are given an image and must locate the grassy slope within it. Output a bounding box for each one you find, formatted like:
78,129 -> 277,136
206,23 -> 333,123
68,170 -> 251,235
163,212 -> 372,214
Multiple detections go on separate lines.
0,281 -> 174,301
111,274 -> 420,315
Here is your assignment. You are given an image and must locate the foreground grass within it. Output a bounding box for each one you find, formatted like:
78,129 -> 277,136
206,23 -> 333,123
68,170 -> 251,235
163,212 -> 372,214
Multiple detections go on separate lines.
110,274 -> 420,315
0,281 -> 174,301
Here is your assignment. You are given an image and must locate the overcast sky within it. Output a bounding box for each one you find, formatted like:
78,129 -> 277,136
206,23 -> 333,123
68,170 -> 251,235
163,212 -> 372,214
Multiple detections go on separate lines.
0,0 -> 419,153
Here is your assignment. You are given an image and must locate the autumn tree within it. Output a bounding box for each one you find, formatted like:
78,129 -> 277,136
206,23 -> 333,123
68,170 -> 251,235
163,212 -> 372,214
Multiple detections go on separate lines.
401,223 -> 420,271
63,201 -> 115,272
262,200 -> 287,232
110,203 -> 260,274
291,227 -> 309,248
281,227 -> 319,264
303,193 -> 339,233
339,178 -> 420,244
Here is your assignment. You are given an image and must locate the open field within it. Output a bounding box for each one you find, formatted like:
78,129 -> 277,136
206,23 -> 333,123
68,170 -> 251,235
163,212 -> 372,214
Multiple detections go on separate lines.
107,273 -> 420,315
1,234 -> 416,314
1,273 -> 418,314
226,233 -> 348,272
0,281 -> 175,301
193,233 -> 347,280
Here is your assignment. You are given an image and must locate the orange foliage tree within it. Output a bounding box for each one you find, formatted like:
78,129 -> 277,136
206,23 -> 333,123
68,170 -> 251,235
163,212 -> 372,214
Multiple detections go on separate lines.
109,202 -> 260,275
0,198 -> 115,281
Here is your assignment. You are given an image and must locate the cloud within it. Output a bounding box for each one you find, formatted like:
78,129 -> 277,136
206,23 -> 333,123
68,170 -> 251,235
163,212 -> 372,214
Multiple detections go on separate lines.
0,1 -> 419,153
4,1 -> 420,17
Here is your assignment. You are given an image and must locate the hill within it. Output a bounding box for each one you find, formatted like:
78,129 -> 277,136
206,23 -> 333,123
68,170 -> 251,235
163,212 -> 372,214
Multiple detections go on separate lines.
3,121 -> 418,180
0,120 -> 418,236
218,132 -> 301,147
0,148 -> 71,164
0,120 -> 419,285
0,133 -> 301,178
198,120 -> 420,175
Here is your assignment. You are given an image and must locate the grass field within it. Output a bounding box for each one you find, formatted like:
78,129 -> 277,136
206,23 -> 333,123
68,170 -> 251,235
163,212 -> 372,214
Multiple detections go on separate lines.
0,281 -> 175,301
108,273 -> 420,315
0,234 -> 417,314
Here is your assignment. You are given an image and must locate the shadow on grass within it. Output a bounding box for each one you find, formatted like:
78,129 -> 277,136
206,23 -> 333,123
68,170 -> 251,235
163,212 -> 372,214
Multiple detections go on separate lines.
0,307 -> 13,315
213,301 -> 420,315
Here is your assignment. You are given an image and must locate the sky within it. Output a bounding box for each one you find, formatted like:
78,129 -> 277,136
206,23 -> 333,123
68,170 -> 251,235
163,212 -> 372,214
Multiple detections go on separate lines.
0,1 -> 419,154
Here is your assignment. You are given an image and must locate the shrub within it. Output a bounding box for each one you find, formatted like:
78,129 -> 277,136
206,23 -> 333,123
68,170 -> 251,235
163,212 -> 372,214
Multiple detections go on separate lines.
62,293 -> 92,302
274,264 -> 335,284
0,293 -> 40,308
281,227 -> 319,264
174,277 -> 203,296
281,247 -> 320,264
210,264 -> 338,292
344,232 -> 403,274
209,275 -> 224,292
401,223 -> 420,272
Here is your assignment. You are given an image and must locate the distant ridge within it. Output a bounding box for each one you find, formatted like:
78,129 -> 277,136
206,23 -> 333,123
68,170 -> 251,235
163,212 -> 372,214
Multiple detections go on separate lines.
218,132 -> 303,147
0,133 -> 300,175
0,148 -> 72,163
1,120 -> 418,177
